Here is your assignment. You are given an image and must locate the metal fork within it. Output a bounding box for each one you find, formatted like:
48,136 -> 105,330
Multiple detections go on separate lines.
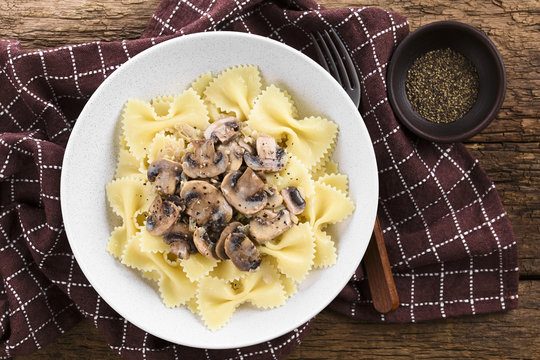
310,29 -> 399,314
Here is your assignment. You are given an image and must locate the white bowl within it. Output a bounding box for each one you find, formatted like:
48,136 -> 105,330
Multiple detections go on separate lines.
61,32 -> 378,349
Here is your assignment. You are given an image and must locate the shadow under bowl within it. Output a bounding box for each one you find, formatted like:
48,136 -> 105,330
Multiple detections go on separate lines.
387,21 -> 506,143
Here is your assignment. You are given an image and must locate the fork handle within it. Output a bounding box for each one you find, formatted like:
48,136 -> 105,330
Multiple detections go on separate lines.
363,216 -> 399,313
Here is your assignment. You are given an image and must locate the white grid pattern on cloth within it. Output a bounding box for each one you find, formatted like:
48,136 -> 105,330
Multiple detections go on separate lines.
0,0 -> 518,358
0,215 -> 79,359
434,143 -> 509,310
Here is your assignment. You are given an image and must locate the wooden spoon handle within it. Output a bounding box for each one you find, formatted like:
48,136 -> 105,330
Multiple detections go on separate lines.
363,217 -> 399,313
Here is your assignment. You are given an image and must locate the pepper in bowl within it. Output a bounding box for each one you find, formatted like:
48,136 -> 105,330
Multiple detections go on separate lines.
387,21 -> 506,143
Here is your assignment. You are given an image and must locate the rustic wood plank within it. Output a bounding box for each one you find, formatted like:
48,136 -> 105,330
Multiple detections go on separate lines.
0,0 -> 160,48
16,281 -> 539,359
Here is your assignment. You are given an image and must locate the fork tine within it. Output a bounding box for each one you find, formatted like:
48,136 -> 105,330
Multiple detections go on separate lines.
323,30 -> 350,89
329,29 -> 360,91
315,32 -> 342,85
309,33 -> 330,73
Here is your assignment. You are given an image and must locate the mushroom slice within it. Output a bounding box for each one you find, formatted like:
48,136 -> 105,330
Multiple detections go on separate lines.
193,227 -> 218,259
204,117 -> 240,144
224,233 -> 261,271
256,135 -> 278,160
221,168 -> 267,215
238,138 -> 254,155
145,196 -> 181,236
163,222 -> 192,244
281,186 -> 306,215
244,152 -> 287,172
163,194 -> 185,212
180,180 -> 233,229
243,135 -> 287,172
215,222 -> 243,260
169,240 -> 192,260
217,141 -> 244,172
176,171 -> 189,195
181,139 -> 228,178
165,222 -> 196,260
147,159 -> 183,195
249,209 -> 292,244
265,187 -> 283,209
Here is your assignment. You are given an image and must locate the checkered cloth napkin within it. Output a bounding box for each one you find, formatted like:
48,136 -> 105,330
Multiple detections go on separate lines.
0,0 -> 519,358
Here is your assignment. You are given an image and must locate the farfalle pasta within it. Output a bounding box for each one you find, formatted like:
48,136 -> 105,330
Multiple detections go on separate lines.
106,65 -> 354,330
247,85 -> 338,170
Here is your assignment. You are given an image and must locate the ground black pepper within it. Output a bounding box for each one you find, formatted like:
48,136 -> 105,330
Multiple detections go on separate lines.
406,48 -> 479,123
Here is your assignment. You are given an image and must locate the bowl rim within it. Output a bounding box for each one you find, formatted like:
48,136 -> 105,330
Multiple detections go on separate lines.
387,20 -> 506,143
60,31 -> 379,349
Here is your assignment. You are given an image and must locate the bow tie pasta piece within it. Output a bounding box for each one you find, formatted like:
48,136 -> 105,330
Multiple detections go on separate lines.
287,116 -> 338,171
186,296 -> 200,315
305,181 -> 355,233
196,277 -> 243,331
119,134 -> 128,149
115,147 -> 145,180
122,234 -> 197,307
316,173 -> 349,194
139,228 -> 169,253
197,260 -> 285,330
312,230 -> 336,268
244,260 -> 286,309
305,181 -> 355,267
264,257 -> 298,299
162,251 -> 182,267
190,72 -> 226,122
280,272 -> 298,299
105,177 -> 154,258
141,269 -> 161,282
312,159 -> 339,180
248,85 -> 338,170
209,260 -> 249,282
150,95 -> 175,117
180,254 -> 218,283
107,226 -> 131,261
191,72 -> 213,95
122,89 -> 209,160
309,134 -> 337,177
204,65 -> 262,121
259,222 -> 315,282
246,85 -> 295,142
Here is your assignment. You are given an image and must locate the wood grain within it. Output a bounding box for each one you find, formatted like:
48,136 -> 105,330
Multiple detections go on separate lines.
1,0 -> 537,359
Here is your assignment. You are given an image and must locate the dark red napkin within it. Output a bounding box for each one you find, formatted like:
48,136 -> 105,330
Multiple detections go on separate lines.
0,0 -> 518,358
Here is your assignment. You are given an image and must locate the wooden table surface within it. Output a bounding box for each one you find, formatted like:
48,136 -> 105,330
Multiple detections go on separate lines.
2,0 -> 538,358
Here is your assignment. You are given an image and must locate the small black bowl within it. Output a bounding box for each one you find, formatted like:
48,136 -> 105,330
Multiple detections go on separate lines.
387,21 -> 506,143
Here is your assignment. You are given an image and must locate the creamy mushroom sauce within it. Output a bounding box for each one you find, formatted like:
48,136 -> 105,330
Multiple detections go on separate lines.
145,122 -> 305,272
